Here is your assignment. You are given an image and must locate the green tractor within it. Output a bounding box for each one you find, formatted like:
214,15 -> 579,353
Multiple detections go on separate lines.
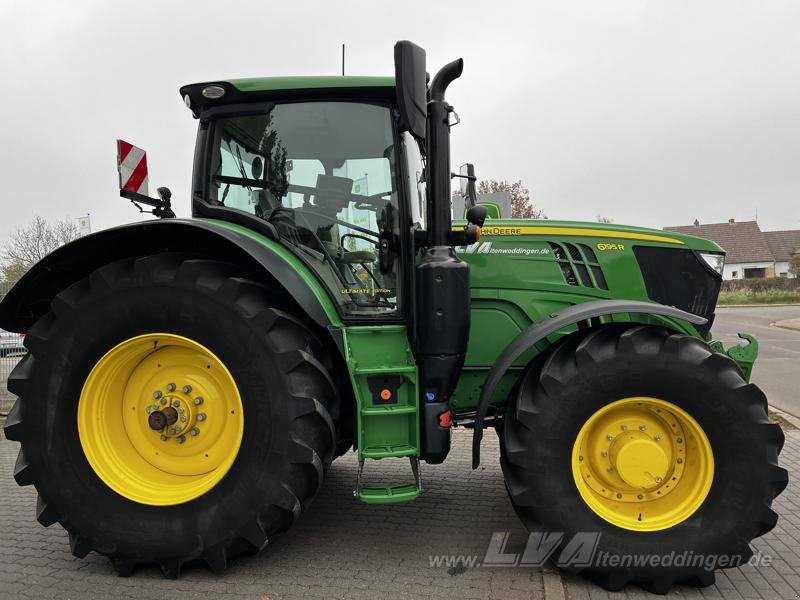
1,41 -> 786,593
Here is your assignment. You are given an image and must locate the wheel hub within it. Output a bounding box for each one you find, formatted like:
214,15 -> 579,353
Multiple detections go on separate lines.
144,387 -> 205,441
147,405 -> 178,431
610,433 -> 668,489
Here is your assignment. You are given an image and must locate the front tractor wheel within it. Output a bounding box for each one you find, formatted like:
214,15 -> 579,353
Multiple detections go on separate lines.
501,325 -> 787,594
5,254 -> 337,577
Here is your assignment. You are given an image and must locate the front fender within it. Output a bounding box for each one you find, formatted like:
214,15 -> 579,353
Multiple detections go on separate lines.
471,299 -> 707,468
0,218 -> 342,333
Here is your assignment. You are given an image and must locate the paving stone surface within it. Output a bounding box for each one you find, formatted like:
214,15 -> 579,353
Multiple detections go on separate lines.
1,414 -> 798,599
0,425 -> 544,600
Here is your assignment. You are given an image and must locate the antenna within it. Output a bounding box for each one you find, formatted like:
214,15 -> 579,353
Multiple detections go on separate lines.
342,43 -> 345,76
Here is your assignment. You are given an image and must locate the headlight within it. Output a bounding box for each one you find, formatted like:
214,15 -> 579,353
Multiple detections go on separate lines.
698,252 -> 725,276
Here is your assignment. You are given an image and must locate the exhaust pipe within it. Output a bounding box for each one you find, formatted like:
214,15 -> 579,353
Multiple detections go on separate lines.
416,56 -> 468,464
426,58 -> 463,246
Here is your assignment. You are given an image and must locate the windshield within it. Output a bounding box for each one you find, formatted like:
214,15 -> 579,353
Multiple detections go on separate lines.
207,101 -> 400,316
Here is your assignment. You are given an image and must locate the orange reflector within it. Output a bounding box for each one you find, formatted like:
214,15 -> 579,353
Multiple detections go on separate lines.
380,389 -> 392,401
475,226 -> 481,241
439,411 -> 452,428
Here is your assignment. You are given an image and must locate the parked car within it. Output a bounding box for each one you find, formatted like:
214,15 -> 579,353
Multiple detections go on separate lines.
0,328 -> 25,357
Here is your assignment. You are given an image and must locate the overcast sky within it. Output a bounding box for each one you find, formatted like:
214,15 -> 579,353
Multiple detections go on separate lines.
1,0 -> 798,241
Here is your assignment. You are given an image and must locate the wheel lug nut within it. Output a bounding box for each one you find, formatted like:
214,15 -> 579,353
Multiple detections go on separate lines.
172,400 -> 181,408
182,385 -> 192,394
177,435 -> 186,444
190,427 -> 200,437
180,415 -> 187,423
677,458 -> 683,464
620,424 -> 628,431
606,434 -> 613,441
601,450 -> 608,457
194,397 -> 204,405
160,398 -> 167,406
166,383 -> 176,392
637,494 -> 643,500
578,455 -> 584,462
160,435 -> 168,441
654,434 -> 662,442
146,406 -> 152,414
153,390 -> 163,400
677,437 -> 683,443
197,413 -> 207,422
607,466 -> 614,473
639,424 -> 646,431
616,493 -> 622,499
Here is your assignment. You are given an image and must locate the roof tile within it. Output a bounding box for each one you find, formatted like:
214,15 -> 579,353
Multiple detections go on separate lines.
664,221 -> 774,263
764,230 -> 800,263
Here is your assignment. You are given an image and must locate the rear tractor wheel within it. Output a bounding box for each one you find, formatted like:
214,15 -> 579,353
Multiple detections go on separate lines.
5,254 -> 337,577
501,324 -> 787,593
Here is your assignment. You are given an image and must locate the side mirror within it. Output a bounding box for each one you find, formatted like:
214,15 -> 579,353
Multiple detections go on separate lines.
394,41 -> 427,141
466,205 -> 488,228
459,163 -> 477,208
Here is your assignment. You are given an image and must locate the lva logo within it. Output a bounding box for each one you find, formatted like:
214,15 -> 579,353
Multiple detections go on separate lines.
457,241 -> 493,254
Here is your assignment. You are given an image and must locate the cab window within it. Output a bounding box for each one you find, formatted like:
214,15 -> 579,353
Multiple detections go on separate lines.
403,132 -> 426,230
207,102 -> 400,317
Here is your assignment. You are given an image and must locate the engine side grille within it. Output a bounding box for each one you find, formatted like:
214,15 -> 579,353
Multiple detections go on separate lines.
549,242 -> 609,290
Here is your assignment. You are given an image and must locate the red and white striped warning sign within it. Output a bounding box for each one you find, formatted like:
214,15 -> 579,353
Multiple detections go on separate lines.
117,139 -> 149,196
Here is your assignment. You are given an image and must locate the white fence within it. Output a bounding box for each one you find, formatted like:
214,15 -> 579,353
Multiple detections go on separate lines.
0,280 -> 22,415
0,355 -> 23,416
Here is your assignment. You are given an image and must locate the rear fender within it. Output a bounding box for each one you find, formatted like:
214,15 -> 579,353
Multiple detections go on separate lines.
0,219 -> 343,337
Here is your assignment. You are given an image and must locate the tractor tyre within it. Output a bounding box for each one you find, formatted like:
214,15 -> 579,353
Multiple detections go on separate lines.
4,253 -> 337,577
501,324 -> 787,594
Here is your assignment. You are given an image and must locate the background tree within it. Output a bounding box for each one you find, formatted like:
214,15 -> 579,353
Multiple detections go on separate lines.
1,216 -> 80,281
477,179 -> 545,219
790,251 -> 800,278
596,214 -> 614,223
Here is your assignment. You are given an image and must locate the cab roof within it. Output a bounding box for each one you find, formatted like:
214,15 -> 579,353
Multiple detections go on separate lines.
180,76 -> 395,117
227,76 -> 394,92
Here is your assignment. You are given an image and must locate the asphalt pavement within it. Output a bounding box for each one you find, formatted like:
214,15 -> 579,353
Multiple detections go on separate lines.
712,305 -> 800,417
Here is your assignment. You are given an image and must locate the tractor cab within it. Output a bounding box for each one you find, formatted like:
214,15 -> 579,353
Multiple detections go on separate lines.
179,45 -> 479,468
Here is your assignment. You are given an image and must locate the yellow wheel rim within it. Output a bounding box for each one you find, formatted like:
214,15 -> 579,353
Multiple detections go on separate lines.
78,333 -> 244,506
572,397 -> 713,531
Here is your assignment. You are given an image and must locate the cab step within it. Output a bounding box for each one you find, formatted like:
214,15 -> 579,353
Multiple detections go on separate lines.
355,456 -> 421,504
358,484 -> 420,504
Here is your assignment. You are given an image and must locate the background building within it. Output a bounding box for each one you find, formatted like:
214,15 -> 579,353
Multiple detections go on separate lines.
765,230 -> 800,278
665,219 -> 800,280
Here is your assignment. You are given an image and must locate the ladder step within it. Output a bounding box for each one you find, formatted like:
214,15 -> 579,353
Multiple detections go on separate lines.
361,444 -> 417,459
361,405 -> 417,416
358,484 -> 420,504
